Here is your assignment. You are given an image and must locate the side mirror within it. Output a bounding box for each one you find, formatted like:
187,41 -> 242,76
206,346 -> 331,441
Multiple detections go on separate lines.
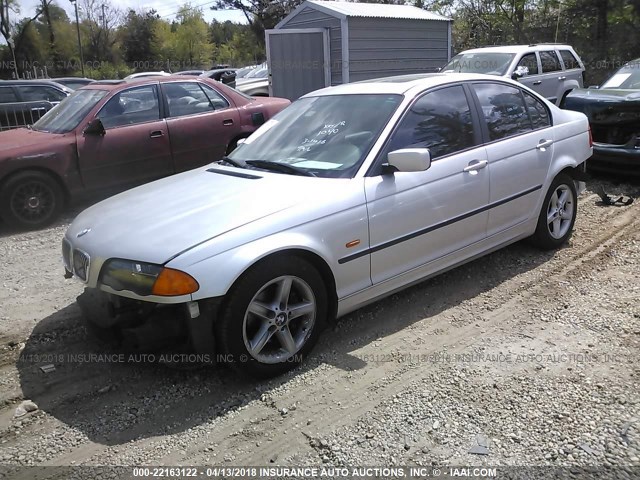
435,67 -> 442,72
511,65 -> 529,80
84,118 -> 105,136
387,148 -> 431,173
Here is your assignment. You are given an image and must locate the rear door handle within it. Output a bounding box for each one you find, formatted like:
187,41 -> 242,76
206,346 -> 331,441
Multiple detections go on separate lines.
149,130 -> 164,138
558,76 -> 566,81
223,119 -> 234,126
532,80 -> 542,85
463,160 -> 488,173
536,139 -> 554,150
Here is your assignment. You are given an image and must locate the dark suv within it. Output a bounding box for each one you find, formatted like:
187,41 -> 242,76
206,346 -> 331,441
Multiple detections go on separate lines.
0,80 -> 72,131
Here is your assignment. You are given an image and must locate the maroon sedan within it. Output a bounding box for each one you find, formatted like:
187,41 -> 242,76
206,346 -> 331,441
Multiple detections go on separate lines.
0,76 -> 290,229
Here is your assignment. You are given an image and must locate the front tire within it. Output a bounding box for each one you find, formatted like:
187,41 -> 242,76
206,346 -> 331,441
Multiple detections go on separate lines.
0,171 -> 64,229
530,173 -> 577,249
216,256 -> 327,378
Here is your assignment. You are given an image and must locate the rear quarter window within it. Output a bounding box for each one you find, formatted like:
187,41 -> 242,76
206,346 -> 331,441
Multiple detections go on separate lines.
559,50 -> 580,70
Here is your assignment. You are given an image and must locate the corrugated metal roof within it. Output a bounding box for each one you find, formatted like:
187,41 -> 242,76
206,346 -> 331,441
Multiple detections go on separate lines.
308,1 -> 451,21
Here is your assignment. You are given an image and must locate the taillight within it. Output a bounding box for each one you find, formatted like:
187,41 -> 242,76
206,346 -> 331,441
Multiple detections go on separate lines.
588,126 -> 593,147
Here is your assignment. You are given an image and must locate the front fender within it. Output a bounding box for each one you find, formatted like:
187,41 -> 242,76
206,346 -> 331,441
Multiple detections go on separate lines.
167,203 -> 372,302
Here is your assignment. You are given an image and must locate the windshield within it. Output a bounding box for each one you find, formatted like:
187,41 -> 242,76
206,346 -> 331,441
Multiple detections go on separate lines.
442,52 -> 516,76
227,94 -> 402,178
235,67 -> 254,78
33,89 -> 108,134
246,68 -> 268,79
601,62 -> 640,89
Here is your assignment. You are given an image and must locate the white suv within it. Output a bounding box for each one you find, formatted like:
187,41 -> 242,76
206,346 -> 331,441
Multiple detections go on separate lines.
442,44 -> 585,105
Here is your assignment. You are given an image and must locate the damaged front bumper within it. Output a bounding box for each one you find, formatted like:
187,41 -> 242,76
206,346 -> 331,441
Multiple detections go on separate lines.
77,287 -> 222,358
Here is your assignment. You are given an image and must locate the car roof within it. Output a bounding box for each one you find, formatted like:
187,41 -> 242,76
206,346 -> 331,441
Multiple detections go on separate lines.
81,75 -> 230,91
303,72 -> 522,97
52,77 -> 95,82
455,44 -> 575,55
1,79 -> 71,90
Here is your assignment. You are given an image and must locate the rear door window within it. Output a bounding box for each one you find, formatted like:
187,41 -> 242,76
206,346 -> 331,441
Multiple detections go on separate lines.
522,91 -> 551,130
540,51 -> 562,73
199,83 -> 230,110
473,83 -> 532,141
163,82 -> 215,117
0,87 -> 18,103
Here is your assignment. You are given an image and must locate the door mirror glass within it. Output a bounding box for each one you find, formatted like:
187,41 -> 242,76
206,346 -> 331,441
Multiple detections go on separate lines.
84,118 -> 105,136
387,148 -> 431,173
512,65 -> 529,79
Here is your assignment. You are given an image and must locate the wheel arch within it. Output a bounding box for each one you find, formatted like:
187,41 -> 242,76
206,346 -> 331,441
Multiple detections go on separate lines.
226,132 -> 251,154
0,166 -> 70,202
556,80 -> 579,106
224,248 -> 339,323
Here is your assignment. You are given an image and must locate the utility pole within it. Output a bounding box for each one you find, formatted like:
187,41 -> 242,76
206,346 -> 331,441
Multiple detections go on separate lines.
1,0 -> 20,78
69,0 -> 85,76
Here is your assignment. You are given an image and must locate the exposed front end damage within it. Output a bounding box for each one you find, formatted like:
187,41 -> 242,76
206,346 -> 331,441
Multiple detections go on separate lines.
77,288 -> 221,363
563,88 -> 640,175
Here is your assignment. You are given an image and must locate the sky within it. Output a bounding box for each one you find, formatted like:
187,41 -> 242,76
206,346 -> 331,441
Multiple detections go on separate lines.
13,0 -> 248,27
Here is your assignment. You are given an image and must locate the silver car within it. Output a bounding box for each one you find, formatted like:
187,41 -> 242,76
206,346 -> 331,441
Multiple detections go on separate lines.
442,44 -> 585,105
62,73 -> 591,377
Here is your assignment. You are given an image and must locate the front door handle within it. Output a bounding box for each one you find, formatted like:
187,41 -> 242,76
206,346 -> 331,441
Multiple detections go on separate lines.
558,76 -> 566,81
149,130 -> 164,138
463,160 -> 488,173
532,80 -> 542,85
222,119 -> 234,126
536,139 -> 554,150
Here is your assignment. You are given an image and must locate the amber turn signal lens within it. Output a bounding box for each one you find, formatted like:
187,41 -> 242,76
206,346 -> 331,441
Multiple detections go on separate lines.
151,268 -> 199,296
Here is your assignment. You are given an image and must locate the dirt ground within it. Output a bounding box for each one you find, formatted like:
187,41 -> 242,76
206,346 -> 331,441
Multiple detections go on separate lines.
0,176 -> 639,478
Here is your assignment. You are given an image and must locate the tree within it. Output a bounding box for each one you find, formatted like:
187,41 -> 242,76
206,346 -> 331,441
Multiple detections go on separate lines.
80,0 -> 122,62
121,9 -> 159,64
173,5 -> 213,68
0,0 -> 19,77
211,0 -> 303,46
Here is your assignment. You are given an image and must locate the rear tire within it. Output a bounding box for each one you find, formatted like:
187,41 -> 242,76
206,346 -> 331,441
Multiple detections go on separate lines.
0,171 -> 64,229
216,256 -> 327,378
530,173 -> 577,250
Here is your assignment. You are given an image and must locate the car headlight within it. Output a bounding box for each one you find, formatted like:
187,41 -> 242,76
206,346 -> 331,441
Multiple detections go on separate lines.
100,259 -> 199,297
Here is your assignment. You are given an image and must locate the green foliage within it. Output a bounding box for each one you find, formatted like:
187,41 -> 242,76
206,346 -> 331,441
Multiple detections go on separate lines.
211,21 -> 264,65
84,62 -> 132,80
6,0 -> 638,82
172,5 -> 213,68
211,0 -> 303,47
121,10 -> 160,64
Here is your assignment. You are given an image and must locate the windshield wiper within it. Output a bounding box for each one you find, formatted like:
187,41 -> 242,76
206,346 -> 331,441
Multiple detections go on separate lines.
218,156 -> 247,169
245,160 -> 316,177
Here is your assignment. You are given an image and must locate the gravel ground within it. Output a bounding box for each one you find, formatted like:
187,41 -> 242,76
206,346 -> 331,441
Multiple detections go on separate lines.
0,176 -> 638,479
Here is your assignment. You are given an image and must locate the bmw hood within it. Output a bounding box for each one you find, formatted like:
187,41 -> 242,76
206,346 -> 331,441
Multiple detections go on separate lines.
66,166 -> 328,265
